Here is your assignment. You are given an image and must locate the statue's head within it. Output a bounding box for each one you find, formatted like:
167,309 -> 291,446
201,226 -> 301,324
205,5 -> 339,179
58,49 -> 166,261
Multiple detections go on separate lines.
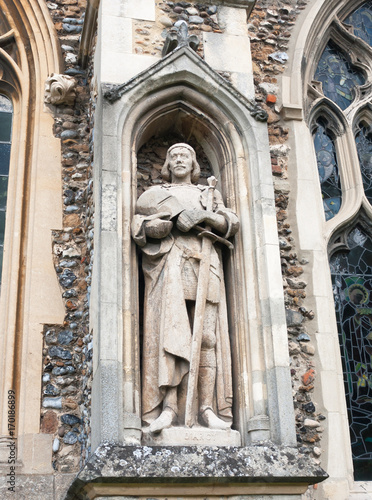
161,143 -> 201,183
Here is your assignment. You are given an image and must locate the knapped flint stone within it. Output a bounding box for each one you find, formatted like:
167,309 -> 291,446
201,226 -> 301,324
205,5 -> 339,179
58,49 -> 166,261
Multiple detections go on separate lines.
49,346 -> 72,360
44,384 -> 60,396
207,5 -> 217,14
268,51 -> 289,64
189,15 -> 203,23
63,24 -> 82,33
63,289 -> 77,298
65,68 -> 85,76
61,414 -> 81,426
286,308 -> 304,326
42,397 -> 62,409
63,431 -> 78,445
58,330 -> 74,345
61,130 -> 78,139
59,269 -> 77,288
297,333 -> 311,342
303,402 -> 316,413
52,437 -> 60,452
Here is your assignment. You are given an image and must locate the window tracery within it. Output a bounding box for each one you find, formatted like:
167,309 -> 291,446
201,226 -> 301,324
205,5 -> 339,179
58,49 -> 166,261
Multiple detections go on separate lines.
312,118 -> 342,220
309,1 -> 372,480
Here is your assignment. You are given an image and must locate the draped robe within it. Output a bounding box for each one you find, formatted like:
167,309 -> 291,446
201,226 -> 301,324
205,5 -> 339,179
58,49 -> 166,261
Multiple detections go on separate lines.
132,183 -> 239,425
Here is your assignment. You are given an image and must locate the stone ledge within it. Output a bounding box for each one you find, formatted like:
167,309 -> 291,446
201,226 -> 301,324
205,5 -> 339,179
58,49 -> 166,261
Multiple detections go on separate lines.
64,443 -> 328,499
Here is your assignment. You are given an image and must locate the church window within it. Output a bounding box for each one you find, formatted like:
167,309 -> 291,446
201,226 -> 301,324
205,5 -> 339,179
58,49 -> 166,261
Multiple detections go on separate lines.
313,118 -> 341,220
0,95 -> 12,286
355,121 -> 372,204
344,1 -> 372,47
314,41 -> 365,111
309,0 -> 372,480
330,225 -> 372,480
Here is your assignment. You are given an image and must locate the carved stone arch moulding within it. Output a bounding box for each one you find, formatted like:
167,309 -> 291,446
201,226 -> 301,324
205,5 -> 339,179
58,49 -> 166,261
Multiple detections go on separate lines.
0,0 -> 63,475
91,44 -> 296,455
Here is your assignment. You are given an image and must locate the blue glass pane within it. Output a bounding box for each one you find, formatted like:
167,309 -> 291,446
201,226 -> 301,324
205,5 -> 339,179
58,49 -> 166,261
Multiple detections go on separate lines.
313,121 -> 342,220
315,41 -> 365,110
345,2 -> 372,47
330,227 -> 372,480
0,111 -> 12,142
356,125 -> 372,204
0,176 -> 8,210
0,143 -> 10,175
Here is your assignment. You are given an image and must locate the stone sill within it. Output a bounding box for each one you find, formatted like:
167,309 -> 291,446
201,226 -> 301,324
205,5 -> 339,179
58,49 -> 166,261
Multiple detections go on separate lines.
64,443 -> 328,499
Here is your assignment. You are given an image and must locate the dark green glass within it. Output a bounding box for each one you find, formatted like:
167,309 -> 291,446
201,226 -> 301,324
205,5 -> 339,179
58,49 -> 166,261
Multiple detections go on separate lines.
0,176 -> 8,210
0,143 -> 11,176
0,111 -> 12,142
0,210 -> 5,242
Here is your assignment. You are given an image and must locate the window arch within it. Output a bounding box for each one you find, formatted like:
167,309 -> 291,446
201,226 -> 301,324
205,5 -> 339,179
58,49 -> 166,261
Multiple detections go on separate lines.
309,0 -> 372,481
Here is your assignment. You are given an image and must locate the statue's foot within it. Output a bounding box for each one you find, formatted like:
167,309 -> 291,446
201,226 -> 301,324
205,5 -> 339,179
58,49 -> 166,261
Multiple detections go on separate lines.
149,408 -> 175,434
201,408 -> 231,430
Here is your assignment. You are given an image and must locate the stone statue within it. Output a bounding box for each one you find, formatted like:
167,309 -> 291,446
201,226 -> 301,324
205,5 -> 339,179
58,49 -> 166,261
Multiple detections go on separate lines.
132,143 -> 239,437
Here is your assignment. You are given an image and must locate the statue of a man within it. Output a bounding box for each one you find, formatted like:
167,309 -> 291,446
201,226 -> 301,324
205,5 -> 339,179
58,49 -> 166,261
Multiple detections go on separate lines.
132,143 -> 239,434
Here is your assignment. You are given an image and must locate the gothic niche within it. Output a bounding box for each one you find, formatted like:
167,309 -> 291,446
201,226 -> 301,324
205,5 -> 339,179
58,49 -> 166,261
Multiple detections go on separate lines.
132,135 -> 241,446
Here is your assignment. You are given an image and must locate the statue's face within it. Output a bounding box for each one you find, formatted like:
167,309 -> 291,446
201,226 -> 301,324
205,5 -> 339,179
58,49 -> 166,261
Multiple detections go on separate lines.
168,147 -> 193,182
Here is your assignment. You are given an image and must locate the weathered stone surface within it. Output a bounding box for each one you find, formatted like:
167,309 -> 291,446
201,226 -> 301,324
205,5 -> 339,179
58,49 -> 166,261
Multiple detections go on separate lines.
64,444 -> 327,499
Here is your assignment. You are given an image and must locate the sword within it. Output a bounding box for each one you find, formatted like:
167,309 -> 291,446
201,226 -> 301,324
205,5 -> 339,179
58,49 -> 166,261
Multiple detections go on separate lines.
185,176 -> 218,427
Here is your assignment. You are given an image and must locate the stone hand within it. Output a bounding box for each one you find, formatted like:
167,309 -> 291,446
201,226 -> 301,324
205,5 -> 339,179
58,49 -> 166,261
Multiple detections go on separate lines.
144,218 -> 173,239
177,209 -> 227,234
176,209 -> 207,232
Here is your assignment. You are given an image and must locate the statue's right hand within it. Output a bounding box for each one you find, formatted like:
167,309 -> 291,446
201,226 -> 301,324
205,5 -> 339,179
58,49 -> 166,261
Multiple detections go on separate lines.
144,219 -> 173,239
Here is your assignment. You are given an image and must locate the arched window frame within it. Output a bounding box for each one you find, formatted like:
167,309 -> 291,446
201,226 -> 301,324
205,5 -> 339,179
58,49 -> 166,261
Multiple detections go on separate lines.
279,0 -> 372,496
0,0 -> 64,474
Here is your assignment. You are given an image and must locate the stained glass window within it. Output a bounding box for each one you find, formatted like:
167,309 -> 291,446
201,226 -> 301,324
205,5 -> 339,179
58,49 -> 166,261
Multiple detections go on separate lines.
355,124 -> 372,204
0,95 -> 12,286
330,226 -> 372,480
344,1 -> 372,47
314,41 -> 365,110
313,119 -> 341,220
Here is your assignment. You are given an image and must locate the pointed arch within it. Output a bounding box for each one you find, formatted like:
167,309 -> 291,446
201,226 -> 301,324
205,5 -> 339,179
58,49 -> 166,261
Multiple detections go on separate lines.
91,46 -> 296,450
0,0 -> 64,473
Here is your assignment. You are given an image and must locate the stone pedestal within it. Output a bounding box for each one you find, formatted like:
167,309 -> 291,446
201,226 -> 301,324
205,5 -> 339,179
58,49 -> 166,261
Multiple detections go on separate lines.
64,443 -> 328,500
142,426 -> 241,446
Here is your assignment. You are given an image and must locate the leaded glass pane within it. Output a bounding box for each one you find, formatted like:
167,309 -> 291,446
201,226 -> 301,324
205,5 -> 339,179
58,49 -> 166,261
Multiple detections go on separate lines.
0,210 -> 5,242
344,1 -> 372,47
0,95 -> 12,287
355,124 -> 372,204
330,226 -> 372,480
0,176 -> 8,210
0,111 -> 12,142
313,120 -> 341,220
0,143 -> 11,176
314,41 -> 365,110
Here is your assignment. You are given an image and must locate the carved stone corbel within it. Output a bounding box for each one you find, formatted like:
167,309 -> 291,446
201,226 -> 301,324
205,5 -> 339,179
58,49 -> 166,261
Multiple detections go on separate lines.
44,73 -> 77,106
